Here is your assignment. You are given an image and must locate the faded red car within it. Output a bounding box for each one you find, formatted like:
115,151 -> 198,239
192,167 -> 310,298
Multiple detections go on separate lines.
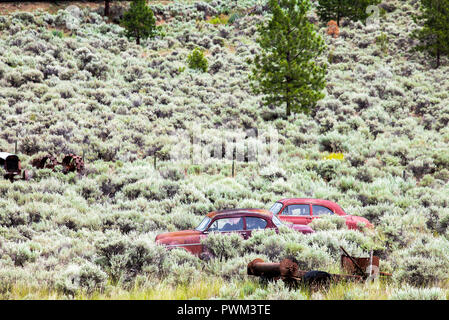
155,208 -> 314,255
269,198 -> 373,230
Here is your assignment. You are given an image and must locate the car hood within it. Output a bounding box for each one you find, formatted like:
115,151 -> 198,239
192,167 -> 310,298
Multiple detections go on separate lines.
155,230 -> 202,243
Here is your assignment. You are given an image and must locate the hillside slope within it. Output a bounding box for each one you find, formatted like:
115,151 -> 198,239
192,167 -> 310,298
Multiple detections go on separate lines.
0,0 -> 448,299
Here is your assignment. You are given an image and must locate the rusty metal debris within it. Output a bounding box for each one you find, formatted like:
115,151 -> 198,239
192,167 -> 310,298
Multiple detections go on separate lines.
61,154 -> 84,173
248,247 -> 391,287
31,154 -> 58,170
340,246 -> 392,277
248,258 -> 363,287
1,152 -> 85,182
32,153 -> 84,174
340,246 -> 373,276
0,152 -> 28,182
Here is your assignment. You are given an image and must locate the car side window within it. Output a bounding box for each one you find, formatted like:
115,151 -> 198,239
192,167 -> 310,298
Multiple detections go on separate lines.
312,205 -> 334,216
284,204 -> 310,216
246,217 -> 268,230
207,217 -> 244,232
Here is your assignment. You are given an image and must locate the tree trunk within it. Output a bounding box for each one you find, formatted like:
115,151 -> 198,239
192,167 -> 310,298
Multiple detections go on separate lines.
436,46 -> 441,69
286,49 -> 291,116
286,77 -> 291,116
104,0 -> 110,17
337,4 -> 340,27
136,36 -> 140,45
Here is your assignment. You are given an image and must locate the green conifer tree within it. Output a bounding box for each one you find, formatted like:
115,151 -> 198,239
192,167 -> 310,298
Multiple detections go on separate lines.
412,0 -> 449,68
121,0 -> 156,45
316,0 -> 381,26
251,0 -> 327,116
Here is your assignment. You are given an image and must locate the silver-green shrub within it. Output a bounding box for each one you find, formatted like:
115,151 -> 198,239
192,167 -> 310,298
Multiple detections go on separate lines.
392,235 -> 449,286
201,232 -> 244,261
390,285 -> 447,300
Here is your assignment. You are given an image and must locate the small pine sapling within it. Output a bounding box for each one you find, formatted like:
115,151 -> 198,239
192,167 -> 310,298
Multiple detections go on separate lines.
187,48 -> 208,72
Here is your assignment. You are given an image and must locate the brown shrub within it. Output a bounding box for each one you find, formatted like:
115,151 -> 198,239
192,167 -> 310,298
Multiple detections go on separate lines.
326,20 -> 340,38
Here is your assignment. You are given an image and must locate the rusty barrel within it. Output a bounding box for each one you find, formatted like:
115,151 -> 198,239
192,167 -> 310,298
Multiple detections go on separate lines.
247,259 -> 281,278
340,255 -> 379,276
247,258 -> 301,279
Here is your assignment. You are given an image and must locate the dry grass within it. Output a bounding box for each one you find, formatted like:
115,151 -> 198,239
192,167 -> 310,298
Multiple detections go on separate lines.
4,276 -> 447,300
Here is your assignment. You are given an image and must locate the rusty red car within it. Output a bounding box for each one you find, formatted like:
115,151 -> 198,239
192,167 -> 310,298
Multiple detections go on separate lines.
155,208 -> 314,255
269,198 -> 373,230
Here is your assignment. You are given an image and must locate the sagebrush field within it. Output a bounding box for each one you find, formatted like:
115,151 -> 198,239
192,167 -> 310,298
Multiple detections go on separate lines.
0,0 -> 448,299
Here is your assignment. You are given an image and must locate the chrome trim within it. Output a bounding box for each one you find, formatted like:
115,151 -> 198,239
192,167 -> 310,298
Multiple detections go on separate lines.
205,230 -> 247,233
164,243 -> 202,247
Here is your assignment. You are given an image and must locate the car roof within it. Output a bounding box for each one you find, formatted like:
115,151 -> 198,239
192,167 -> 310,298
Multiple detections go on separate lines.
276,198 -> 346,214
207,208 -> 273,219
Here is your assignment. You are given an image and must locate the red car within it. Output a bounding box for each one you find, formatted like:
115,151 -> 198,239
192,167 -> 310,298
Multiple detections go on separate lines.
155,208 -> 314,255
269,198 -> 373,230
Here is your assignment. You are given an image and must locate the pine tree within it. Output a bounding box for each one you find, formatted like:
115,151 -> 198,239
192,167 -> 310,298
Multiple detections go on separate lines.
412,0 -> 449,68
316,0 -> 381,26
121,0 -> 156,45
251,0 -> 327,116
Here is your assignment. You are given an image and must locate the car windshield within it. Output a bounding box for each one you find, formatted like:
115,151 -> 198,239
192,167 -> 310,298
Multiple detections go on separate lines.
272,214 -> 283,227
269,202 -> 283,215
195,217 -> 211,231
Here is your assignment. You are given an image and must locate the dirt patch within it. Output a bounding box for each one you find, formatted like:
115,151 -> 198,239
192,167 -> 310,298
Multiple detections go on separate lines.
156,18 -> 167,26
0,1 -> 175,15
158,49 -> 173,57
0,1 -> 104,15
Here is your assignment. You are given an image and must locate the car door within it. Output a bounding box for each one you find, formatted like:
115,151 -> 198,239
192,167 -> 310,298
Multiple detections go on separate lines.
244,216 -> 269,238
279,204 -> 312,225
206,216 -> 246,238
311,205 -> 335,221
